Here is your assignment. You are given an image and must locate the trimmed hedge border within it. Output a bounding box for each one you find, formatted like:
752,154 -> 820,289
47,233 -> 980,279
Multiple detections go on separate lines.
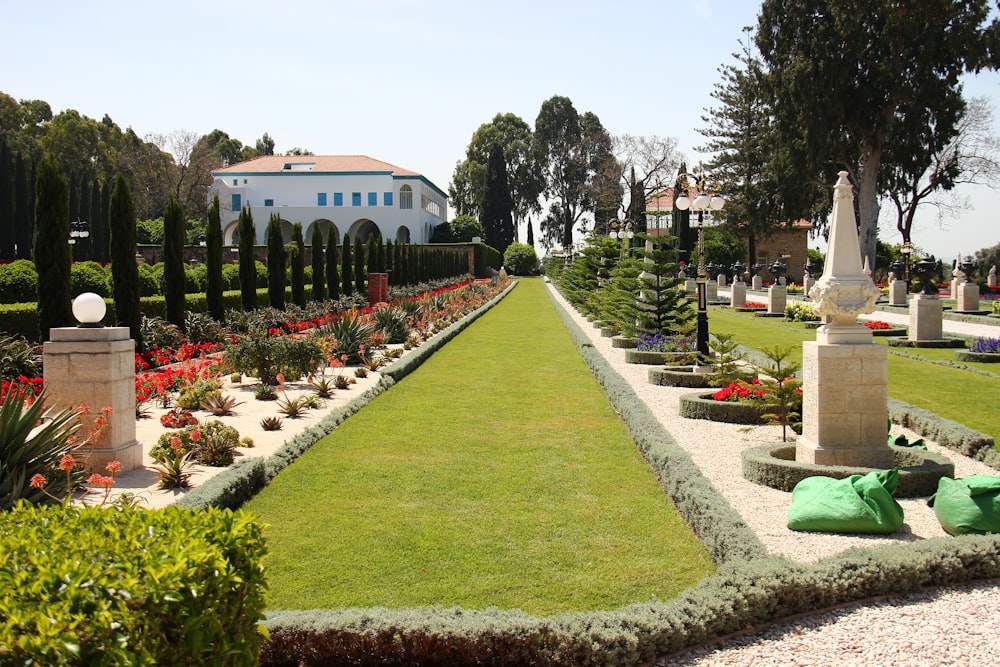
886,337 -> 966,348
679,392 -> 768,425
611,335 -> 637,349
625,350 -> 697,365
648,367 -> 722,388
741,443 -> 954,498
954,350 -> 1000,363
887,397 -> 999,466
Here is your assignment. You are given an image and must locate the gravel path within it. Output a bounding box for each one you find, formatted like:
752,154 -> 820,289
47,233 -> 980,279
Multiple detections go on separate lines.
545,283 -> 1000,666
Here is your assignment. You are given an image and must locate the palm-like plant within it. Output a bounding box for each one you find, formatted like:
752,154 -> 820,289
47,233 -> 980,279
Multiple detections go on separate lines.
0,389 -> 84,509
323,312 -> 374,364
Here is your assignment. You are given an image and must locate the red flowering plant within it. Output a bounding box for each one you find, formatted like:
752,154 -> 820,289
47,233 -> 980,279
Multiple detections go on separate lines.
864,320 -> 893,330
712,378 -> 769,402
741,302 -> 767,310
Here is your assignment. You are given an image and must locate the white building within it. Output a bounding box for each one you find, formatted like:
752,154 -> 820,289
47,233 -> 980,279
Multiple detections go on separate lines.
209,155 -> 448,246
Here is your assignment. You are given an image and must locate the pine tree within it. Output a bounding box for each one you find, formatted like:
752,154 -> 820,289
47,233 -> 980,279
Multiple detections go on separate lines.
354,235 -> 366,295
311,224 -> 326,302
205,193 -> 224,321
238,207 -> 256,310
109,173 -> 142,348
266,212 -> 286,309
326,236 -> 340,300
33,155 -> 72,341
341,233 -> 353,296
633,234 -> 695,336
162,196 -> 186,330
290,222 -> 306,307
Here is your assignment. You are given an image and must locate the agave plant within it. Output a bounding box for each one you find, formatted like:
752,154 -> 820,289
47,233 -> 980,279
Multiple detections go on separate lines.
308,376 -> 335,398
323,312 -> 374,364
260,416 -> 284,432
151,447 -> 194,490
254,383 -> 278,401
0,388 -> 84,509
370,303 -> 410,344
0,334 -> 42,380
276,395 -> 308,418
200,393 -> 244,416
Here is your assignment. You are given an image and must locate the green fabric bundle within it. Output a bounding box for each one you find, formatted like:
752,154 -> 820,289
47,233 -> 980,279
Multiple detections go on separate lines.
928,475 -> 1000,535
787,469 -> 904,534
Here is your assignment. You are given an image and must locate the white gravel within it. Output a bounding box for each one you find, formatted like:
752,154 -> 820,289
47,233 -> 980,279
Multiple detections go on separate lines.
545,283 -> 1000,666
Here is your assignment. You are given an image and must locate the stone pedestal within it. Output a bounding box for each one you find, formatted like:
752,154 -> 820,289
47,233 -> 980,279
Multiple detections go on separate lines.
685,279 -> 697,293
803,275 -> 816,298
706,281 -> 718,301
767,284 -> 786,315
731,281 -> 746,308
368,272 -> 389,306
955,282 -> 980,313
717,274 -> 728,288
43,327 -> 141,472
909,294 -> 944,341
751,275 -> 763,291
950,278 -> 960,298
796,341 -> 893,467
888,280 -> 908,307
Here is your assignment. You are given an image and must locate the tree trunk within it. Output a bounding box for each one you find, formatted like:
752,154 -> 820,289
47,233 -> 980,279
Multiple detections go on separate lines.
857,144 -> 882,274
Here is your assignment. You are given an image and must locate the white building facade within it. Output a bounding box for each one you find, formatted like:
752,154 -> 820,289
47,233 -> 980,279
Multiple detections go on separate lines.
209,155 -> 448,246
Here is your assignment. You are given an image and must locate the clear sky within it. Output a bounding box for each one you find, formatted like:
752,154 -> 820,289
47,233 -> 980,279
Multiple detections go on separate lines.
2,0 -> 999,260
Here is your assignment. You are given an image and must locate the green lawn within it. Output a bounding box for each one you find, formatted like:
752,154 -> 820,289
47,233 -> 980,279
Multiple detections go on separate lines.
708,306 -> 1000,440
246,278 -> 715,615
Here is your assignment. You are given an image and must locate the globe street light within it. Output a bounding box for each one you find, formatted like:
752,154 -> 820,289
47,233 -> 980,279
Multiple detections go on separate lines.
674,176 -> 725,357
607,220 -> 634,259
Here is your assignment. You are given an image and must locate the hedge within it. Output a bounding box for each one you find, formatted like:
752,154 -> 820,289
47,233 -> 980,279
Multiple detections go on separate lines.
0,502 -> 267,666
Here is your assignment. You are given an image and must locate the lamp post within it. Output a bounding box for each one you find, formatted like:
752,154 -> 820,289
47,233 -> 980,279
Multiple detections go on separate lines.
607,220 -> 634,259
900,241 -> 913,287
674,174 -> 725,356
68,219 -> 89,260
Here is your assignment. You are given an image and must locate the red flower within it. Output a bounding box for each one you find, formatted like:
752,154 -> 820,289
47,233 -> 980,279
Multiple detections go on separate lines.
29,474 -> 47,489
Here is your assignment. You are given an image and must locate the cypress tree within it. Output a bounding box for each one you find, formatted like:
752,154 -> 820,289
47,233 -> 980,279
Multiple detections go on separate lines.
266,212 -> 286,309
33,155 -> 72,341
290,222 -> 306,307
0,139 -> 14,260
109,173 -> 142,348
99,175 -> 112,263
205,193 -> 224,321
89,179 -> 103,264
326,236 -> 340,300
385,238 -> 394,280
311,224 -> 326,301
14,153 -> 32,260
163,196 -> 186,330
527,218 -> 535,247
78,175 -> 92,261
341,233 -> 353,296
481,142 -> 515,258
394,242 -> 404,285
354,235 -> 366,294
238,206 -> 256,310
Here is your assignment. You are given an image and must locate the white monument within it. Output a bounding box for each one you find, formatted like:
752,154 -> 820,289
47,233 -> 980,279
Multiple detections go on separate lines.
797,172 -> 892,468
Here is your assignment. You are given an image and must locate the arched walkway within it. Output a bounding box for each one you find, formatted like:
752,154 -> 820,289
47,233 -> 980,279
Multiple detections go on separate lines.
349,219 -> 382,243
396,226 -> 411,243
307,219 -> 340,245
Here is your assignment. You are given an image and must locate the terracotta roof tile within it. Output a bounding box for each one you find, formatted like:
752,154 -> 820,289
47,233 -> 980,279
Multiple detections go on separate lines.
212,155 -> 421,177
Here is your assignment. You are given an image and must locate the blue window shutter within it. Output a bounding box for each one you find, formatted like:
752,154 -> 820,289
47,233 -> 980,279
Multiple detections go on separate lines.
368,192 -> 377,207
318,193 -> 327,206
352,192 -> 361,206
384,192 -> 393,206
232,194 -> 241,211
334,192 -> 343,206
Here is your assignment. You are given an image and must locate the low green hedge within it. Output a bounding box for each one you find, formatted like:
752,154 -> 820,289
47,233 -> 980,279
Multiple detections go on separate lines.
678,392 -> 769,425
954,350 -> 1000,363
887,397 -> 999,465
0,502 -> 267,666
648,367 -> 721,388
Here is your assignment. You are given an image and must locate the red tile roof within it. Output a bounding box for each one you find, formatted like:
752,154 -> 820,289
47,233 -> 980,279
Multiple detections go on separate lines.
212,155 -> 422,177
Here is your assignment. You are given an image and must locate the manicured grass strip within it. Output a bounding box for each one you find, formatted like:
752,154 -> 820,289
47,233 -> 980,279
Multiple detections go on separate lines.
709,307 -> 999,440
247,278 -> 715,616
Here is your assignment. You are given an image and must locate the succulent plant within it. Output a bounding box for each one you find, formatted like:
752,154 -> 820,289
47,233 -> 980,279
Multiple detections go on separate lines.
260,416 -> 284,431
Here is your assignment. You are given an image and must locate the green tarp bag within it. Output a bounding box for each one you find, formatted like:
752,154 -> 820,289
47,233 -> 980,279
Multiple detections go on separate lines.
927,475 -> 1000,536
787,468 -> 904,534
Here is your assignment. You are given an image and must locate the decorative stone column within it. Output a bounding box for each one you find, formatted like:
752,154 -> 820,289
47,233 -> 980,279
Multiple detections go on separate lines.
751,274 -> 763,291
955,281 -> 981,313
797,172 -> 892,468
888,275 -> 908,307
717,273 -> 728,288
706,280 -> 719,301
730,281 -> 747,309
989,265 -> 998,290
43,294 -> 141,472
909,293 -> 944,341
766,283 -> 786,315
803,273 -> 816,298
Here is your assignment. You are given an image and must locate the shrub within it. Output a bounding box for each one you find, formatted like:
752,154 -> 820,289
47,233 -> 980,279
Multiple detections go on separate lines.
0,333 -> 41,380
784,301 -> 820,322
139,315 -> 186,352
69,260 -> 111,298
503,242 -> 539,275
152,420 -> 240,467
137,262 -> 161,297
175,377 -> 223,410
224,324 -> 324,385
0,502 -> 267,665
370,303 -> 409,344
0,259 -> 38,304
184,311 -> 228,345
322,311 -> 375,363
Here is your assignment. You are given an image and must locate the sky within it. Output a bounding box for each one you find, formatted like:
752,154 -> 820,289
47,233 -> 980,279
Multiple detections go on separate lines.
2,0 -> 1000,260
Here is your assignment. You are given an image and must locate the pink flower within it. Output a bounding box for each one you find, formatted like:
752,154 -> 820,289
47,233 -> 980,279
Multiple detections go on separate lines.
87,473 -> 115,489
105,461 -> 122,474
189,429 -> 201,443
59,455 -> 76,471
170,436 -> 183,450
30,474 -> 47,489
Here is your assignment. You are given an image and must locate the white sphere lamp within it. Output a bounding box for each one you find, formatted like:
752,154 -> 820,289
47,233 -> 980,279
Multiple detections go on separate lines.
72,292 -> 106,327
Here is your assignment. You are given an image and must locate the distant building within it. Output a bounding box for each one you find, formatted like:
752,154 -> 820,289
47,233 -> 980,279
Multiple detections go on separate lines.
644,188 -> 813,279
209,155 -> 448,246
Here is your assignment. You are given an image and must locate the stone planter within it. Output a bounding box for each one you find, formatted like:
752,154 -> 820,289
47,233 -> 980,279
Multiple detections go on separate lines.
624,350 -> 698,365
611,336 -> 637,349
599,326 -> 618,338
649,367 -> 754,388
679,392 -> 769,425
741,443 -> 954,498
954,350 -> 1000,363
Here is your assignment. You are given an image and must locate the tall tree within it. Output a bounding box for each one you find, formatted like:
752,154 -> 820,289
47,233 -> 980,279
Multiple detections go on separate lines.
266,212 -> 286,309
162,196 -> 186,329
526,218 -> 534,247
311,224 -> 326,302
700,27 -> 783,268
14,153 -> 33,259
109,173 -> 142,348
481,143 -> 515,256
0,138 -> 14,259
238,206 -> 256,310
256,132 -> 275,156
33,154 -> 72,340
88,178 -> 103,264
757,0 -> 997,269
353,234 -> 365,295
290,222 -> 306,307
341,233 -> 353,296
205,193 -> 224,321
671,162 -> 694,264
448,113 -> 543,227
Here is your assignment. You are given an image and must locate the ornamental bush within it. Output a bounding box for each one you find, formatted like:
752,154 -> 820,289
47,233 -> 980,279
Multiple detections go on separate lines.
0,502 -> 267,665
503,242 -> 538,275
152,420 -> 241,467
0,259 -> 39,304
69,261 -> 111,298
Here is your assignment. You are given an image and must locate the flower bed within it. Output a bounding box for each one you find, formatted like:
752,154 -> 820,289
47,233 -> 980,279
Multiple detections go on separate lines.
736,301 -> 766,312
679,390 -> 770,424
955,336 -> 1000,363
863,320 -> 907,336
